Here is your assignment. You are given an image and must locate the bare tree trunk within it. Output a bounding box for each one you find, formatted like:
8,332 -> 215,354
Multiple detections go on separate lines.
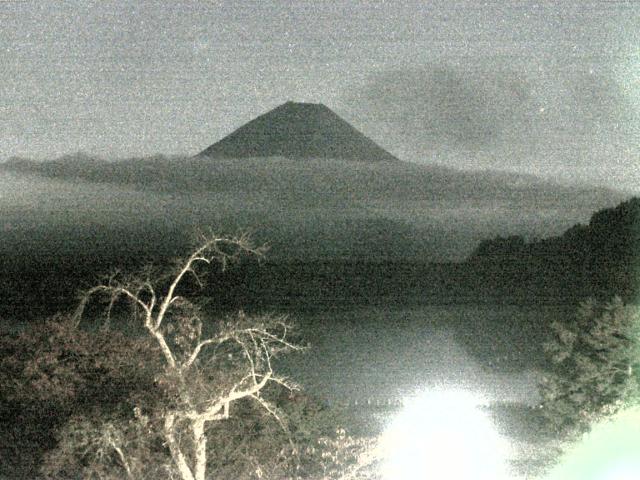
192,419 -> 207,480
164,414 -> 196,480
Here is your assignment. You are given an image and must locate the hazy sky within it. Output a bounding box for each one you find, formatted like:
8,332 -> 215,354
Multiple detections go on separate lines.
1,1 -> 638,190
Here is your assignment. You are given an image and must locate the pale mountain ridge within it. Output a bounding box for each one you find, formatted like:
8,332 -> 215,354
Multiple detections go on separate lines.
0,153 -> 622,204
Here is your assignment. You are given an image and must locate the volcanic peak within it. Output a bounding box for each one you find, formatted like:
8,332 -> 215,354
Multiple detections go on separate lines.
198,101 -> 398,162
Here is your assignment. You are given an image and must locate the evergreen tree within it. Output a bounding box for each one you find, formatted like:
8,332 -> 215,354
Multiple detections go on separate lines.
539,297 -> 640,437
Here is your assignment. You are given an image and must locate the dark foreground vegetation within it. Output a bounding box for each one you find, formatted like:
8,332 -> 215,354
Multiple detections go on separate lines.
2,271 -> 638,478
0,316 -> 378,479
488,295 -> 640,478
1,234 -> 378,479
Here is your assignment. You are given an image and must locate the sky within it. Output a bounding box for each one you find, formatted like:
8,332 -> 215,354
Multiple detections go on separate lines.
1,0 -> 639,191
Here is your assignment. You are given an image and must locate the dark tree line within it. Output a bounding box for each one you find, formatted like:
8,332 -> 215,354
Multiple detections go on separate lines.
2,197 -> 637,322
469,197 -> 640,301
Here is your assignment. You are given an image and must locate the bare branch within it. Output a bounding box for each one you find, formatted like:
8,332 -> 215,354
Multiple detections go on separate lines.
67,232 -> 307,480
193,370 -> 274,423
73,284 -> 152,329
181,314 -> 301,370
251,393 -> 288,432
108,437 -> 134,480
154,234 -> 259,331
182,335 -> 231,370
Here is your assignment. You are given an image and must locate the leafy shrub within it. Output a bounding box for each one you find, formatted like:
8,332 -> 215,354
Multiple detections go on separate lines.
539,296 -> 640,437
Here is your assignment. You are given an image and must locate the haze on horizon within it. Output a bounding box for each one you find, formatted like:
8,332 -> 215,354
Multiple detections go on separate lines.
1,1 -> 638,192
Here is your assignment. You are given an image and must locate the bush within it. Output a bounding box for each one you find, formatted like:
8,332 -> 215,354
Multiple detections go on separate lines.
1,234 -> 381,479
0,315 -> 161,478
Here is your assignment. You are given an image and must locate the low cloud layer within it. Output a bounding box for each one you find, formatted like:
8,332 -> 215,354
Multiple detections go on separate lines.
0,157 -> 627,262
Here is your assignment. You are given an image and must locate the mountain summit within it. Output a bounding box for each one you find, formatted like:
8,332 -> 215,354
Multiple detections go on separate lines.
198,101 -> 398,162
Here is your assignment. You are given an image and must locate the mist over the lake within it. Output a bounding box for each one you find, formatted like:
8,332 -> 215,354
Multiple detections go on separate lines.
0,155 -> 627,262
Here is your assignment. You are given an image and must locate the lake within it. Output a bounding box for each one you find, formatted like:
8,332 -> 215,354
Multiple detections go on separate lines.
0,289 -> 572,478
0,300 -> 567,404
275,303 -> 571,408
271,302 -> 575,479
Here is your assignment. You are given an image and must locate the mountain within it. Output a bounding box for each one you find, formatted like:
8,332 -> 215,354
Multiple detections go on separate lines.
0,153 -> 628,262
0,99 -> 632,274
0,151 -> 635,317
197,101 -> 399,162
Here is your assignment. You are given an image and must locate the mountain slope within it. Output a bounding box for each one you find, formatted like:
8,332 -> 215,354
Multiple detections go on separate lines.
197,101 -> 399,162
0,158 -> 635,317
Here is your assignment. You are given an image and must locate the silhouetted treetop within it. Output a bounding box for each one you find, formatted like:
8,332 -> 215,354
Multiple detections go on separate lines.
469,197 -> 640,300
471,197 -> 639,262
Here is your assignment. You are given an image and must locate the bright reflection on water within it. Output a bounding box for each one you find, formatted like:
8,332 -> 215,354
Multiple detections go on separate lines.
379,389 -> 512,480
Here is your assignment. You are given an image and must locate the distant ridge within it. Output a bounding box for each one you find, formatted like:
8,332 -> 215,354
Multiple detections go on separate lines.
198,101 -> 399,162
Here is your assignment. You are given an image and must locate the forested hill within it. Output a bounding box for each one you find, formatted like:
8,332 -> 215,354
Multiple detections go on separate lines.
468,197 -> 640,301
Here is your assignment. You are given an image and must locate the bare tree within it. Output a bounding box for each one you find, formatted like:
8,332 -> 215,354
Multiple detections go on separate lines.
72,232 -> 303,480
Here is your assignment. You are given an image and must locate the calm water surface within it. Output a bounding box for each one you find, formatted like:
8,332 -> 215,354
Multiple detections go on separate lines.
276,303 -> 571,407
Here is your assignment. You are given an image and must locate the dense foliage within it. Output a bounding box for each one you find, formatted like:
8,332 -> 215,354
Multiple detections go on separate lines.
539,297 -> 640,437
0,235 -> 379,479
0,316 -> 161,478
0,317 -> 377,479
471,197 -> 640,300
